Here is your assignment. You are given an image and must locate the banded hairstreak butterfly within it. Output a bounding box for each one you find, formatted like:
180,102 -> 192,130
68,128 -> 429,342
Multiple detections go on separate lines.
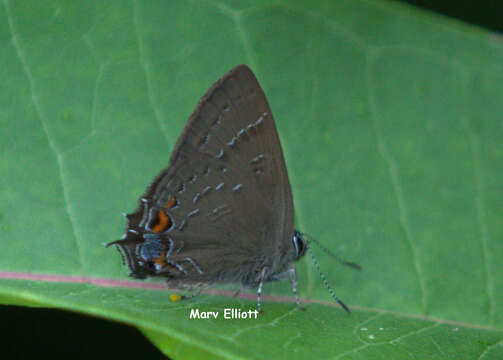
107,65 -> 359,312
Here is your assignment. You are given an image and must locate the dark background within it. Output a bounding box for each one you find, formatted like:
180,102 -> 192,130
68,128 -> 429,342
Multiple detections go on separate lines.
405,0 -> 502,33
2,1 -> 501,359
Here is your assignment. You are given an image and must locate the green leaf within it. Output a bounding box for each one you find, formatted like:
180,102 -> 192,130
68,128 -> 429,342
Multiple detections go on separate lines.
1,0 -> 502,358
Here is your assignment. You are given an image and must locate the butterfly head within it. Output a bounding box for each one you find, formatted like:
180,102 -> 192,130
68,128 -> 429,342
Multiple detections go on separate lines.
292,230 -> 307,260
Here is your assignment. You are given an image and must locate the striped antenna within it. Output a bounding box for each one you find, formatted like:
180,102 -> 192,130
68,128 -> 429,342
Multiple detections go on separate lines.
307,246 -> 351,313
303,233 -> 362,271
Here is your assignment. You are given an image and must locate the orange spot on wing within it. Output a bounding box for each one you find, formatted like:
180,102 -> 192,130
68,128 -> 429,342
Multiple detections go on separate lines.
153,251 -> 167,267
165,196 -> 177,209
152,210 -> 171,232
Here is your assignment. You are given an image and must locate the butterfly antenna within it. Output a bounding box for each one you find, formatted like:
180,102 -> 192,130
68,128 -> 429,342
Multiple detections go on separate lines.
303,233 -> 361,271
306,246 -> 351,313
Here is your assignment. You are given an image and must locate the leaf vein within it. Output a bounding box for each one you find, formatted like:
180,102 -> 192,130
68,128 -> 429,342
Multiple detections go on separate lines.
232,11 -> 258,73
478,338 -> 503,360
4,0 -> 84,272
366,50 -> 428,314
469,127 -> 495,325
133,0 -> 168,140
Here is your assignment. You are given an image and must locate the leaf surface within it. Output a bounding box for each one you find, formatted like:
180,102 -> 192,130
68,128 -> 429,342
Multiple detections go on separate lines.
1,0 -> 502,358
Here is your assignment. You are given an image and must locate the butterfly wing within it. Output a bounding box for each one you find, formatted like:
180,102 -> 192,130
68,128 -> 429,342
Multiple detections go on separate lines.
110,65 -> 295,287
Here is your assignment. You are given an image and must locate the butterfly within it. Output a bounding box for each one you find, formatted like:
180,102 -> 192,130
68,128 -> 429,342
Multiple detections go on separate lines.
107,65 -> 357,312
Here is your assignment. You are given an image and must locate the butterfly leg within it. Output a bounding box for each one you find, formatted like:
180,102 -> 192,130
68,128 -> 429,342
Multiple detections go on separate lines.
183,257 -> 204,274
167,260 -> 187,275
269,268 -> 302,309
256,267 -> 268,312
289,267 -> 304,309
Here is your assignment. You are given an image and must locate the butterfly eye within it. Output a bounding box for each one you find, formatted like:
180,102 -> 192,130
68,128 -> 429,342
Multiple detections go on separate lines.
292,231 -> 306,259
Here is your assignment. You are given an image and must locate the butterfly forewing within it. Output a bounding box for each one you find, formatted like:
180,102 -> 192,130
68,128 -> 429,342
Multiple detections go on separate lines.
110,65 -> 295,286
